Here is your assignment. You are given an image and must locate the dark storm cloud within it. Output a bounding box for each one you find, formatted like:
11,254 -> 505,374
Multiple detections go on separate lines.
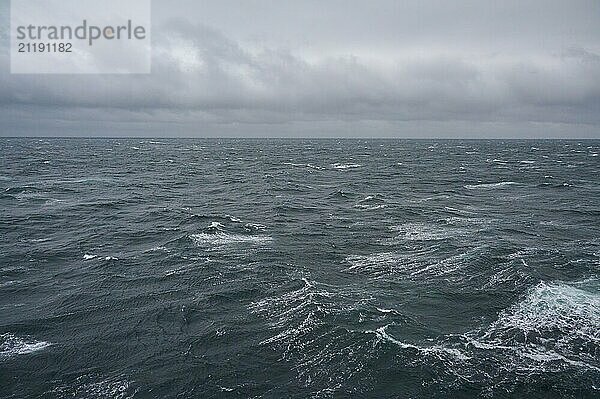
0,0 -> 599,137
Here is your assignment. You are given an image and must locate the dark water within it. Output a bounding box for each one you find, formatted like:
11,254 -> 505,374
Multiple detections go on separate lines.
1,138 -> 599,398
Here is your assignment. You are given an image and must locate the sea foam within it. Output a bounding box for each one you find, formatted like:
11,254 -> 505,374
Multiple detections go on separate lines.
190,232 -> 272,247
0,333 -> 51,360
475,279 -> 600,370
332,163 -> 362,170
464,182 -> 519,190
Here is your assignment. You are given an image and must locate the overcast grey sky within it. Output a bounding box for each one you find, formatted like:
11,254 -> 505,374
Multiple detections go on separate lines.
1,0 -> 599,137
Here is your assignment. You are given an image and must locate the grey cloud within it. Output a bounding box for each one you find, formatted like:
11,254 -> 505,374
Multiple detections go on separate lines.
0,0 -> 599,137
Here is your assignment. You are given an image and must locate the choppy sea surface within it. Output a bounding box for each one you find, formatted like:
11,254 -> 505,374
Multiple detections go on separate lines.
1,138 -> 599,398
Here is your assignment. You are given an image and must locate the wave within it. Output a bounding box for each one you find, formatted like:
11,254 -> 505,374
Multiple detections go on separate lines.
386,222 -> 469,242
354,195 -> 387,210
464,181 -> 519,190
283,162 -> 325,170
250,275 -> 600,394
345,246 -> 532,290
207,221 -> 225,230
367,325 -> 470,361
345,248 -> 481,281
250,278 -> 375,392
190,232 -> 272,247
145,246 -> 169,253
472,279 -> 600,371
344,252 -> 408,277
365,279 -> 600,391
332,163 -> 362,170
224,214 -> 243,223
0,333 -> 51,360
49,374 -> 137,399
0,280 -> 20,288
4,186 -> 43,195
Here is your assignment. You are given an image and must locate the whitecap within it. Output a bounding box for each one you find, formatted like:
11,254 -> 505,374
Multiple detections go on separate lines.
0,280 -> 19,288
190,232 -> 272,247
356,204 -> 386,210
146,246 -> 169,253
354,195 -> 387,210
249,278 -> 378,394
207,221 -> 224,229
0,333 -> 51,360
388,222 -> 467,242
83,254 -> 97,260
439,279 -> 600,375
283,162 -> 325,170
355,279 -> 600,391
464,182 -> 519,190
49,375 -> 136,399
344,252 -> 406,275
479,280 -> 599,360
345,246 -> 485,282
332,163 -> 362,170
368,325 -> 471,361
30,238 -> 51,243
244,222 -> 266,231
225,214 -> 243,223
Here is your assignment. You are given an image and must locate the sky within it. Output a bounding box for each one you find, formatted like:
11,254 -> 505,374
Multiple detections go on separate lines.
1,0 -> 599,138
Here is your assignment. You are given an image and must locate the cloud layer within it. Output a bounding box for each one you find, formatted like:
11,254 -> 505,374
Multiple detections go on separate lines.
1,0 -> 599,137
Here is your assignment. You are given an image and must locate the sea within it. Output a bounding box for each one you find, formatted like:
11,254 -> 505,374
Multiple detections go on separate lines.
0,138 -> 599,398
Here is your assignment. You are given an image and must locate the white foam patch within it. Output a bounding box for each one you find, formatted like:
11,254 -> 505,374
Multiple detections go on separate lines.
146,246 -> 169,253
224,214 -> 243,222
344,245 -> 536,292
0,280 -> 20,288
283,162 -> 325,170
368,325 -> 471,361
190,232 -> 272,247
344,252 -> 408,277
332,163 -> 362,170
475,280 -> 600,370
207,221 -> 225,229
250,278 -> 374,391
350,280 -> 600,394
354,195 -> 387,210
50,375 -> 137,399
387,222 -> 469,242
374,280 -> 600,382
464,182 -> 519,189
344,247 -> 483,281
0,333 -> 51,360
